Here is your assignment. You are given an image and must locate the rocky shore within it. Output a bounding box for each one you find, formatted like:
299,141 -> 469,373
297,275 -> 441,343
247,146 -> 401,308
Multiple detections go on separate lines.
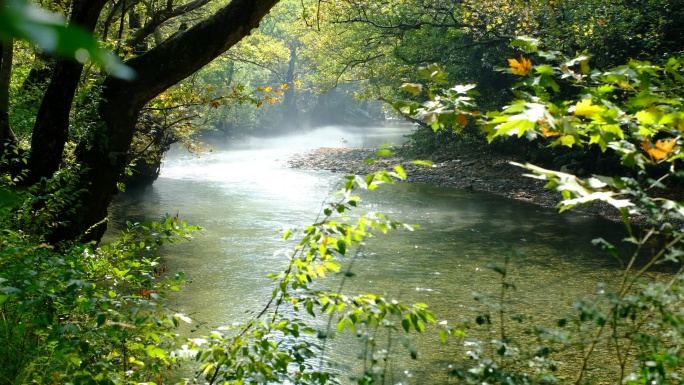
287,147 -> 621,222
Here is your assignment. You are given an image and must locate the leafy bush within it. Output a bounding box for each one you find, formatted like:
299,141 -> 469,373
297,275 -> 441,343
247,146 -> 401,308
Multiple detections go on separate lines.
0,163 -> 201,383
393,37 -> 684,384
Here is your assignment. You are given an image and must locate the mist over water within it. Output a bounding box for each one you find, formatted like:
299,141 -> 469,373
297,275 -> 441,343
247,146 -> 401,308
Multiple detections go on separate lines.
108,125 -> 632,383
207,124 -> 411,150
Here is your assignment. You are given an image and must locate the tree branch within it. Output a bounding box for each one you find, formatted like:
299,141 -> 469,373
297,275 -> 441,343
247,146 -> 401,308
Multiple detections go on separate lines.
223,52 -> 285,82
125,0 -> 214,48
68,0 -> 282,243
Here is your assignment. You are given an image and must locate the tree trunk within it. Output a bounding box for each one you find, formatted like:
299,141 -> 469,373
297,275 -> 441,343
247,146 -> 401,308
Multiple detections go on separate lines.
26,0 -> 109,183
54,0 -> 281,244
282,43 -> 299,126
0,39 -> 18,151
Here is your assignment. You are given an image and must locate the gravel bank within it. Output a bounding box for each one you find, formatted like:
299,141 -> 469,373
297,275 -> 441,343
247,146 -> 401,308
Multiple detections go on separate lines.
287,147 -> 621,223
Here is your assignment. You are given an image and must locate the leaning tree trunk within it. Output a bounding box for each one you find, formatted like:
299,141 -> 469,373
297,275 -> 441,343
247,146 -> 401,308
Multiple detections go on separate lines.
52,0 -> 281,244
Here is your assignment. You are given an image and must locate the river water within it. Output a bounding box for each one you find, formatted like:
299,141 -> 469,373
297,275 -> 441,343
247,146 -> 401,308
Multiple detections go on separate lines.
108,126 -> 635,383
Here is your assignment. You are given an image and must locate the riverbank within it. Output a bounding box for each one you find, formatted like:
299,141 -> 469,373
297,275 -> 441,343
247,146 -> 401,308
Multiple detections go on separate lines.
286,147 -> 622,223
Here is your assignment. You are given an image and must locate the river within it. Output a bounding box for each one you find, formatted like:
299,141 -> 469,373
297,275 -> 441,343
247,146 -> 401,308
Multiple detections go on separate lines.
108,125 -> 634,383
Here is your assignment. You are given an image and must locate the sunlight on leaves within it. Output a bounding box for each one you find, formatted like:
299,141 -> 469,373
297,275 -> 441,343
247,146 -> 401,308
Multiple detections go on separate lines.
574,98 -> 605,119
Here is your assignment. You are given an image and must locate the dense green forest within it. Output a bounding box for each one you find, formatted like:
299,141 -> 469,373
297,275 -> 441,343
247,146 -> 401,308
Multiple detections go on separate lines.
1,0 -> 684,383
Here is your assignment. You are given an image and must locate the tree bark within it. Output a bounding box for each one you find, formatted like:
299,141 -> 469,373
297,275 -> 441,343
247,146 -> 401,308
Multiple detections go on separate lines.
57,0 -> 281,244
282,43 -> 299,126
26,0 -> 109,183
0,39 -> 18,151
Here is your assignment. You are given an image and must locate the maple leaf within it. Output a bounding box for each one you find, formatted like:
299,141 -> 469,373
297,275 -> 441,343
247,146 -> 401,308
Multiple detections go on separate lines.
456,113 -> 468,127
641,139 -> 678,161
508,55 -> 532,76
541,127 -> 560,137
574,99 -> 605,119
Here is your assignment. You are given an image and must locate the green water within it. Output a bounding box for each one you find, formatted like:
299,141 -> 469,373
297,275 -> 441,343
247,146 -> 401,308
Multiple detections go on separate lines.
108,127 -> 636,383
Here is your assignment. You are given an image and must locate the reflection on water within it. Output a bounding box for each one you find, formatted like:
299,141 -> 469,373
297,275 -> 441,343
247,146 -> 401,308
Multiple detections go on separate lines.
108,126 -> 637,383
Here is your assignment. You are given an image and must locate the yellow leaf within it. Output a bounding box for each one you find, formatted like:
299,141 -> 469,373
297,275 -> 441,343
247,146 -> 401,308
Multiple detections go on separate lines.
508,55 -> 532,76
641,139 -> 677,161
280,84 -> 291,90
574,99 -> 605,119
580,59 -> 590,74
264,86 -> 273,92
636,109 -> 660,125
205,85 -> 215,92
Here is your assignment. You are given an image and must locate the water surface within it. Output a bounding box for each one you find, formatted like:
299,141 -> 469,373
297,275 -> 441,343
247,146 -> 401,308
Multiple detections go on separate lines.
108,126 -> 633,382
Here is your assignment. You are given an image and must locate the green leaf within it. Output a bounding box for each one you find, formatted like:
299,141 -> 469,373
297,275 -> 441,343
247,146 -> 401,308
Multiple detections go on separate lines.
400,83 -> 422,95
0,0 -> 133,79
336,240 -> 347,255
0,188 -> 21,207
535,65 -> 554,75
411,160 -> 433,167
559,135 -> 577,147
492,119 -> 535,140
401,317 -> 411,332
417,64 -> 448,83
510,36 -> 540,52
394,165 -> 407,180
636,109 -> 660,125
597,84 -> 616,94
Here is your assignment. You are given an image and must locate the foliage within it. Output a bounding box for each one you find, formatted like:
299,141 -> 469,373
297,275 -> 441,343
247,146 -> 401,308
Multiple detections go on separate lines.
5,0 -> 684,383
0,0 -> 131,78
394,37 -> 684,383
0,221 -> 201,383
0,159 -> 201,383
